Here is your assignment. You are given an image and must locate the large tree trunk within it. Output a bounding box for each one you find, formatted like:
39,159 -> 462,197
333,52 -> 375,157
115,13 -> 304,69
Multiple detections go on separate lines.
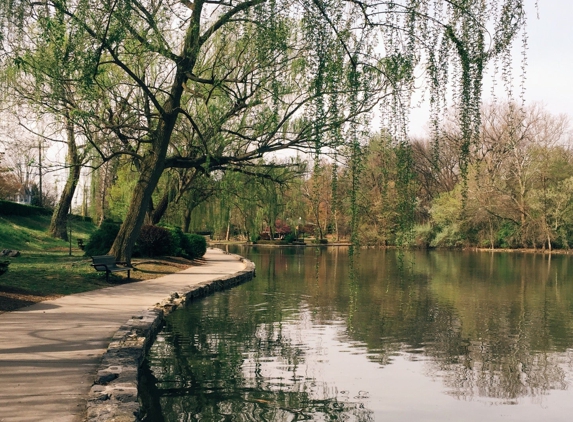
49,117 -> 81,240
108,140 -> 171,264
151,182 -> 177,225
108,73 -> 188,263
182,208 -> 192,233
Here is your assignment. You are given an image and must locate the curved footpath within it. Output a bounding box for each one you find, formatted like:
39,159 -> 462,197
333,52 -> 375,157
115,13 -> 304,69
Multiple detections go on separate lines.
0,248 -> 254,422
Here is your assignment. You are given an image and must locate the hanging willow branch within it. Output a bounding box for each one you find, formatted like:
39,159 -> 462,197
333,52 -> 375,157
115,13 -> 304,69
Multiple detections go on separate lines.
0,0 -> 528,260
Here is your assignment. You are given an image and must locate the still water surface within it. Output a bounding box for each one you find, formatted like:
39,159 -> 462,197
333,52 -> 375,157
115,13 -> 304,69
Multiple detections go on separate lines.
140,247 -> 573,421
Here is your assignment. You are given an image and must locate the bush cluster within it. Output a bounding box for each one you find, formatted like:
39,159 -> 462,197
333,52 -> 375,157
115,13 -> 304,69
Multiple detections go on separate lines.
181,233 -> 207,259
137,225 -> 207,259
144,225 -> 207,259
283,233 -> 297,244
85,222 -> 208,260
137,225 -> 173,257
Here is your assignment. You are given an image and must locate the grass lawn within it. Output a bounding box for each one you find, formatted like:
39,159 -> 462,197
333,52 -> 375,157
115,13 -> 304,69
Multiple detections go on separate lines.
0,213 -> 192,313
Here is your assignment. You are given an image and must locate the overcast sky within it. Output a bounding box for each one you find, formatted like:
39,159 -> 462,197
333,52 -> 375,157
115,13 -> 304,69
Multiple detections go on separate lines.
408,0 -> 573,137
524,0 -> 573,115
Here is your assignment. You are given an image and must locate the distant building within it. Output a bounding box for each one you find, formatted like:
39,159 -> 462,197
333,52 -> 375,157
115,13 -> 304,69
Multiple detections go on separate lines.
13,187 -> 32,205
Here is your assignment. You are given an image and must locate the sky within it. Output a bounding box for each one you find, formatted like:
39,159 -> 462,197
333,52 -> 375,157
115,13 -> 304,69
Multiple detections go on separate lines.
409,0 -> 573,137
522,1 -> 573,115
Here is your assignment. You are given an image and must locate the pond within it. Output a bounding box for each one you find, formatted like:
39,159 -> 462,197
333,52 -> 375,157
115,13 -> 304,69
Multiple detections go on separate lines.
140,247 -> 573,421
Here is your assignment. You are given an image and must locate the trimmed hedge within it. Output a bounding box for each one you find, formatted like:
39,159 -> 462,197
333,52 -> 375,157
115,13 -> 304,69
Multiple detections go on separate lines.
68,214 -> 93,223
0,200 -> 51,216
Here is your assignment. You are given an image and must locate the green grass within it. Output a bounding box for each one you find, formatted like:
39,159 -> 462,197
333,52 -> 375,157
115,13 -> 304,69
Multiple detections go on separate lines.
0,213 -> 190,311
0,214 -> 114,300
1,252 -> 115,296
0,214 -> 95,252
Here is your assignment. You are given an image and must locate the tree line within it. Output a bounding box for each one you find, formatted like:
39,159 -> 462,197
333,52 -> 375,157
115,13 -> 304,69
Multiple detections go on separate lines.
184,103 -> 573,251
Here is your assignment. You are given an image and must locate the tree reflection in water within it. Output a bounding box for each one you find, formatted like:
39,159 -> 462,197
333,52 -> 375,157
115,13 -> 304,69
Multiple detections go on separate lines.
140,247 -> 573,420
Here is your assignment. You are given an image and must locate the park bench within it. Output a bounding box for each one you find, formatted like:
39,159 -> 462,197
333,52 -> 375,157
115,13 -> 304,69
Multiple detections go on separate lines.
90,255 -> 131,282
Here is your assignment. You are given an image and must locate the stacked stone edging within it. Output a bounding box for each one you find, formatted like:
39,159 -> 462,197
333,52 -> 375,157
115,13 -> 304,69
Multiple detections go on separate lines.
85,254 -> 255,422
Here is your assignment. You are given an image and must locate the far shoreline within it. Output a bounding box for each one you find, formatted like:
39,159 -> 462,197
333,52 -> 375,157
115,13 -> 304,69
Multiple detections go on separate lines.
209,241 -> 572,255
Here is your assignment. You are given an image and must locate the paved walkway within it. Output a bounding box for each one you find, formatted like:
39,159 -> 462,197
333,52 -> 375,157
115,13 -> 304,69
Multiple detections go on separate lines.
0,248 -> 247,422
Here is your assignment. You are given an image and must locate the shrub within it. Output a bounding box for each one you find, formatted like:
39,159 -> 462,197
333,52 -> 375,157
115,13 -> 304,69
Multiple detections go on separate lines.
497,221 -> 519,249
430,224 -> 464,248
0,200 -> 51,216
84,220 -> 121,256
413,224 -> 435,248
183,234 -> 207,259
283,233 -> 297,244
68,214 -> 93,223
311,238 -> 328,244
137,225 -> 174,257
162,225 -> 185,256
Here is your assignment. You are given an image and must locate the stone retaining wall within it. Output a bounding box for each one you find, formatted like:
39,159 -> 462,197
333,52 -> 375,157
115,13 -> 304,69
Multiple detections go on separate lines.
85,254 -> 255,422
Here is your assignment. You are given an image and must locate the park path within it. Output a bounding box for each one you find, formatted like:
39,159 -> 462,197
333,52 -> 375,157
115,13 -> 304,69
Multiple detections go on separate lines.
0,248 -> 247,422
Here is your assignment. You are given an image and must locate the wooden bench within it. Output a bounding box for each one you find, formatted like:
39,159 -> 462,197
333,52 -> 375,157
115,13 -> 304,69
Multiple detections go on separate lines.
91,255 -> 131,281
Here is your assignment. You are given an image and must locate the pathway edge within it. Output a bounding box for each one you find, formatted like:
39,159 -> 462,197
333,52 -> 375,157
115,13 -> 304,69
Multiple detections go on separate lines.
84,253 -> 255,422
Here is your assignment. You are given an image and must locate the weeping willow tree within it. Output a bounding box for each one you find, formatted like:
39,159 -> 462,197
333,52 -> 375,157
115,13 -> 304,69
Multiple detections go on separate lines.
0,0 -> 527,261
369,0 -> 527,245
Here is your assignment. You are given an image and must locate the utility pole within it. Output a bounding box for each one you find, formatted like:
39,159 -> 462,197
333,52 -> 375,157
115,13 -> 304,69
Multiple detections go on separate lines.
38,139 -> 43,207
69,208 -> 72,256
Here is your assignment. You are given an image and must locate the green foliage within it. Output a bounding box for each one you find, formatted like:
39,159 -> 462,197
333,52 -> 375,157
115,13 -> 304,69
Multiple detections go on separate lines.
68,214 -> 93,223
431,188 -> 463,229
312,238 -> 328,245
84,220 -> 121,256
163,225 -> 185,257
412,224 -> 435,249
158,225 -> 207,259
283,233 -> 297,244
137,225 -> 174,258
183,234 -> 207,260
430,224 -> 464,249
108,165 -> 138,221
0,200 -> 51,216
394,141 -> 417,246
497,222 -> 520,249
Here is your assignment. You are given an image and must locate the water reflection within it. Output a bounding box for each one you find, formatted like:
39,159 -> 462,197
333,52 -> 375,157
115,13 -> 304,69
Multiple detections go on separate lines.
140,248 -> 573,421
